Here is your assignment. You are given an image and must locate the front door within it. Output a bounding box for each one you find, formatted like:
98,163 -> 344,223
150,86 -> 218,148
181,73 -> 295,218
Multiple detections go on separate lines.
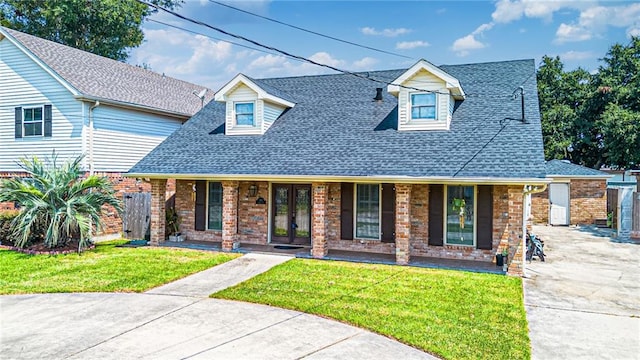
549,183 -> 570,225
272,184 -> 311,245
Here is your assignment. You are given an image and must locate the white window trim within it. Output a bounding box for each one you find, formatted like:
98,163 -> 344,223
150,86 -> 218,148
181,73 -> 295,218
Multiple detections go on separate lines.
206,181 -> 223,231
353,183 -> 382,241
443,185 -> 477,247
23,105 -> 45,137
410,92 -> 437,121
234,101 -> 256,127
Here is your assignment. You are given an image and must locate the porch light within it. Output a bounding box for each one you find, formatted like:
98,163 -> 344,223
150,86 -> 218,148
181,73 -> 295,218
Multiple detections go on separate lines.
255,197 -> 266,205
248,184 -> 258,197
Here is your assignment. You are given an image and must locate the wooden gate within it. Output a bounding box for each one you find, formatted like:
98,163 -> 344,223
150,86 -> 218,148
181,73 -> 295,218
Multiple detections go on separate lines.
633,192 -> 640,234
607,188 -> 618,229
122,192 -> 151,239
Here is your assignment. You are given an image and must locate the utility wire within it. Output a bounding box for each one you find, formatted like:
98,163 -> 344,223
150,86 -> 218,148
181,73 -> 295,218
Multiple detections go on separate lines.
209,0 -> 412,60
137,0 -> 454,96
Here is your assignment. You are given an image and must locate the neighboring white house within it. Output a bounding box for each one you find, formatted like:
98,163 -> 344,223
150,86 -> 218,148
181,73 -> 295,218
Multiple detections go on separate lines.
0,26 -> 213,235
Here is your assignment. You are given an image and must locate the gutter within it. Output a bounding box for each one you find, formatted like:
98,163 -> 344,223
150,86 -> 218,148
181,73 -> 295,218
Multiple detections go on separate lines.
76,95 -> 192,120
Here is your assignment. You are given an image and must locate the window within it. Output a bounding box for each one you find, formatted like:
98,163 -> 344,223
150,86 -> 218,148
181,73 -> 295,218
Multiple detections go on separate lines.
207,182 -> 223,230
355,184 -> 380,239
235,102 -> 255,126
411,93 -> 436,120
445,185 -> 475,246
23,107 -> 44,136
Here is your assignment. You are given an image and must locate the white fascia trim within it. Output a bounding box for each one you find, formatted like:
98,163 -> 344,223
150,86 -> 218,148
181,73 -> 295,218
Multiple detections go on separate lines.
0,28 -> 80,96
74,95 -> 190,119
387,59 -> 465,99
214,74 -> 295,108
125,173 -> 549,185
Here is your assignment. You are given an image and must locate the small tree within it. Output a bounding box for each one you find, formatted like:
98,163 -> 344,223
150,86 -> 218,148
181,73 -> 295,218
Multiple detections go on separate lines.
0,154 -> 122,251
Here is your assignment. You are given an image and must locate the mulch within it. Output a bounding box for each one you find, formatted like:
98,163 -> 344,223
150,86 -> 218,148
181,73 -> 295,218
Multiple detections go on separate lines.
0,239 -> 95,255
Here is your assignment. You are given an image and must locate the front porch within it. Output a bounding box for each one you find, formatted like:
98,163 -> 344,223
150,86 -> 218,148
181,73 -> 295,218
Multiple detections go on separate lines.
149,179 -> 527,276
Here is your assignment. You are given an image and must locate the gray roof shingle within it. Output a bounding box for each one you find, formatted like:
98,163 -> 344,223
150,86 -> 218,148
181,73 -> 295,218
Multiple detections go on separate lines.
129,59 -> 546,180
1,27 -> 213,117
546,160 -> 609,177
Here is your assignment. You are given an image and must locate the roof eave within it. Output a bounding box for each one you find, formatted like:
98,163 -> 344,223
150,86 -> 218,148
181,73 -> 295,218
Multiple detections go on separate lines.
548,174 -> 613,180
75,95 -> 191,119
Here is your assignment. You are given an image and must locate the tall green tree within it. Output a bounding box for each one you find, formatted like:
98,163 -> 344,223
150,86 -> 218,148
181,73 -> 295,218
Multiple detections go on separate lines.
537,37 -> 640,169
0,155 -> 122,251
0,0 -> 181,61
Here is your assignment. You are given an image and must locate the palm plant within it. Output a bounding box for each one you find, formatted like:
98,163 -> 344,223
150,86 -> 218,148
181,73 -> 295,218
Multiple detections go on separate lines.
0,154 -> 122,251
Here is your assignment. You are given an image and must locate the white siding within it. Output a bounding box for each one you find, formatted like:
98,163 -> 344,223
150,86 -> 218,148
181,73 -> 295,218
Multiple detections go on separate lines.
225,84 -> 261,135
263,101 -> 287,132
0,37 -> 83,172
398,70 -> 450,131
91,105 -> 182,172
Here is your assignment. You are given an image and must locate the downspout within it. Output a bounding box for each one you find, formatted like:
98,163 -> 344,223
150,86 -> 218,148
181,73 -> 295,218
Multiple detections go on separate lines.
521,184 -> 548,277
88,101 -> 100,176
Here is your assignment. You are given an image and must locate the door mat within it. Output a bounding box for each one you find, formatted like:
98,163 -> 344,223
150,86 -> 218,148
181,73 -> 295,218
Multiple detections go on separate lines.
274,245 -> 303,250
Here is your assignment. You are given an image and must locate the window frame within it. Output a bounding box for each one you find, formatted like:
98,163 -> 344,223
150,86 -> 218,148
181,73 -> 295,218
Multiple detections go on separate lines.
206,181 -> 223,231
353,183 -> 381,241
443,184 -> 477,247
22,105 -> 45,137
234,101 -> 256,127
410,92 -> 437,121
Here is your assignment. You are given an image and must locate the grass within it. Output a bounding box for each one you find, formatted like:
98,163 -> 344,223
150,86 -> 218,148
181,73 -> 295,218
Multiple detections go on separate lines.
212,259 -> 529,360
0,240 -> 239,294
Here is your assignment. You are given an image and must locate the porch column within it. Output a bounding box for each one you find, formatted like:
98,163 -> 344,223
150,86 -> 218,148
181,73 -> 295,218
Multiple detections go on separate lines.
149,178 -> 167,246
506,186 -> 524,276
221,180 -> 239,251
395,184 -> 411,265
311,182 -> 329,258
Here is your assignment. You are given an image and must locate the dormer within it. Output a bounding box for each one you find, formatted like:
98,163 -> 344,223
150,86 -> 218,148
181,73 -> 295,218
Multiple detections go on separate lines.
214,74 -> 295,135
387,60 -> 465,131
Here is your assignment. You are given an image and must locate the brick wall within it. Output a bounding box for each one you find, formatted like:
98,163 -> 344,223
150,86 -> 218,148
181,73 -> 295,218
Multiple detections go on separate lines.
409,184 -> 429,256
149,178 -> 167,245
237,182 -> 269,244
395,184 -> 411,264
531,188 -> 549,224
175,179 -> 222,242
570,179 -> 607,225
311,183 -> 329,258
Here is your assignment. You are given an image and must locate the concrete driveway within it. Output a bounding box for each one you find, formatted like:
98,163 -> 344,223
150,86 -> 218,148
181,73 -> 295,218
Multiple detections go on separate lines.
0,253 -> 433,360
525,225 -> 640,360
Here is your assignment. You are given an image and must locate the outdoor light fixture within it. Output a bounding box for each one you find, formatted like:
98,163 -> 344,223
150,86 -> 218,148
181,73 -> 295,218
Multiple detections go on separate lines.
248,184 -> 258,197
255,197 -> 266,205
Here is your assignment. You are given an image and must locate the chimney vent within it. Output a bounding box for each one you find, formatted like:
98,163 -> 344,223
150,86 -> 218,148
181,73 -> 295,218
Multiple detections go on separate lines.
373,88 -> 383,101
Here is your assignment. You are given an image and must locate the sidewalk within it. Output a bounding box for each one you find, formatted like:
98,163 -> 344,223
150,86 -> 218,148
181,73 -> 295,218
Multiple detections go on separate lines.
146,252 -> 292,297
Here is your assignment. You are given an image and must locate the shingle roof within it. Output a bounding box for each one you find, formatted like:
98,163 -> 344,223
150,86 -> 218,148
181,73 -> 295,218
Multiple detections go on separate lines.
1,27 -> 213,117
129,59 -> 546,180
546,160 -> 610,177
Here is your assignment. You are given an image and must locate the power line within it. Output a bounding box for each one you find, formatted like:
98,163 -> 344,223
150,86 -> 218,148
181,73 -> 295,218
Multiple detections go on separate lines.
209,0 -> 412,60
137,0 -> 455,96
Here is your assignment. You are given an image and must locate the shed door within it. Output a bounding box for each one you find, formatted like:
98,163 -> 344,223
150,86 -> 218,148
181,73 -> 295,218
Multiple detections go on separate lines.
549,183 -> 570,225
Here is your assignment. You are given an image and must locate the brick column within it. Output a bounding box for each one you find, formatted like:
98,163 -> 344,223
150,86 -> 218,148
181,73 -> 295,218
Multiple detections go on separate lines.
221,180 -> 239,251
395,184 -> 411,265
150,178 -> 167,246
311,182 -> 329,258
506,186 -> 524,276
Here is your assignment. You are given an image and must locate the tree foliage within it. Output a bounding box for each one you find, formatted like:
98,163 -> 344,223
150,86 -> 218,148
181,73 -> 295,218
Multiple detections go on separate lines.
0,0 -> 181,61
537,37 -> 640,169
0,155 -> 122,251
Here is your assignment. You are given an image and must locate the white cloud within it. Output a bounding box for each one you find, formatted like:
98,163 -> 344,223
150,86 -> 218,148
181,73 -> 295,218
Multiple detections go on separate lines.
491,0 -> 584,23
396,40 -> 430,50
352,57 -> 378,69
628,27 -> 640,37
555,3 -> 640,43
247,52 -> 378,78
360,27 -> 412,37
560,50 -> 594,61
450,23 -> 493,57
436,8 -> 446,14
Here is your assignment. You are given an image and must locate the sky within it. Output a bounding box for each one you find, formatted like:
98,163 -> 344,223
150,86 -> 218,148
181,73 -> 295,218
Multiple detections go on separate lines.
129,0 -> 640,90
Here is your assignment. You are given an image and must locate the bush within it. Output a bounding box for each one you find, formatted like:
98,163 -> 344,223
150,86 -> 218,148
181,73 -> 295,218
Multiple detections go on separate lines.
0,210 -> 45,247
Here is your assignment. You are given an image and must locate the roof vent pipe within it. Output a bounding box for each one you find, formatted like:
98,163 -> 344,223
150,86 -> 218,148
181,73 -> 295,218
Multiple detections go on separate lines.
374,88 -> 383,101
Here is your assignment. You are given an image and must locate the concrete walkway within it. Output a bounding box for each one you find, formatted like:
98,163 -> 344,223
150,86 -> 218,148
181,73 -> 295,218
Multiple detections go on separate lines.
146,253 -> 293,297
524,225 -> 640,360
1,253 -> 434,359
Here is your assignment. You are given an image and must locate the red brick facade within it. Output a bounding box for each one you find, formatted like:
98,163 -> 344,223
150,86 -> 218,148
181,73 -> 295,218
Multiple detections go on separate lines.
164,180 -> 527,275
531,179 -> 607,225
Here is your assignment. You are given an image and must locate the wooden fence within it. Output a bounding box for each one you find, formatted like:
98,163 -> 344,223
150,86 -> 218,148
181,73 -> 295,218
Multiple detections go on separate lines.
633,192 -> 640,235
607,188 -> 618,229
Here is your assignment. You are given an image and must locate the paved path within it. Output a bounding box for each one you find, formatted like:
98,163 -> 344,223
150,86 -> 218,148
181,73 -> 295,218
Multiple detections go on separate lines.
146,253 -> 293,297
524,225 -> 640,360
1,253 -> 434,360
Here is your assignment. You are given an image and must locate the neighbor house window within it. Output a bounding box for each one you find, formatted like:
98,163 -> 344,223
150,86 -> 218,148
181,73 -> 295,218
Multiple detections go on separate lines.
23,106 -> 44,136
207,182 -> 223,230
235,102 -> 255,126
445,185 -> 475,246
411,93 -> 436,120
355,184 -> 380,239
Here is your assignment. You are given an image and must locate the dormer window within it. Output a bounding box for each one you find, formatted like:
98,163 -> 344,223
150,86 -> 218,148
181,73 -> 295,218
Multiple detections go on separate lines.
235,102 -> 255,126
411,93 -> 436,120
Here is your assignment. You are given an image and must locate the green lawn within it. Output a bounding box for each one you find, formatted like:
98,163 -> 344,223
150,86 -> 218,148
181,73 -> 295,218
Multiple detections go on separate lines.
0,240 -> 239,294
212,259 -> 529,360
